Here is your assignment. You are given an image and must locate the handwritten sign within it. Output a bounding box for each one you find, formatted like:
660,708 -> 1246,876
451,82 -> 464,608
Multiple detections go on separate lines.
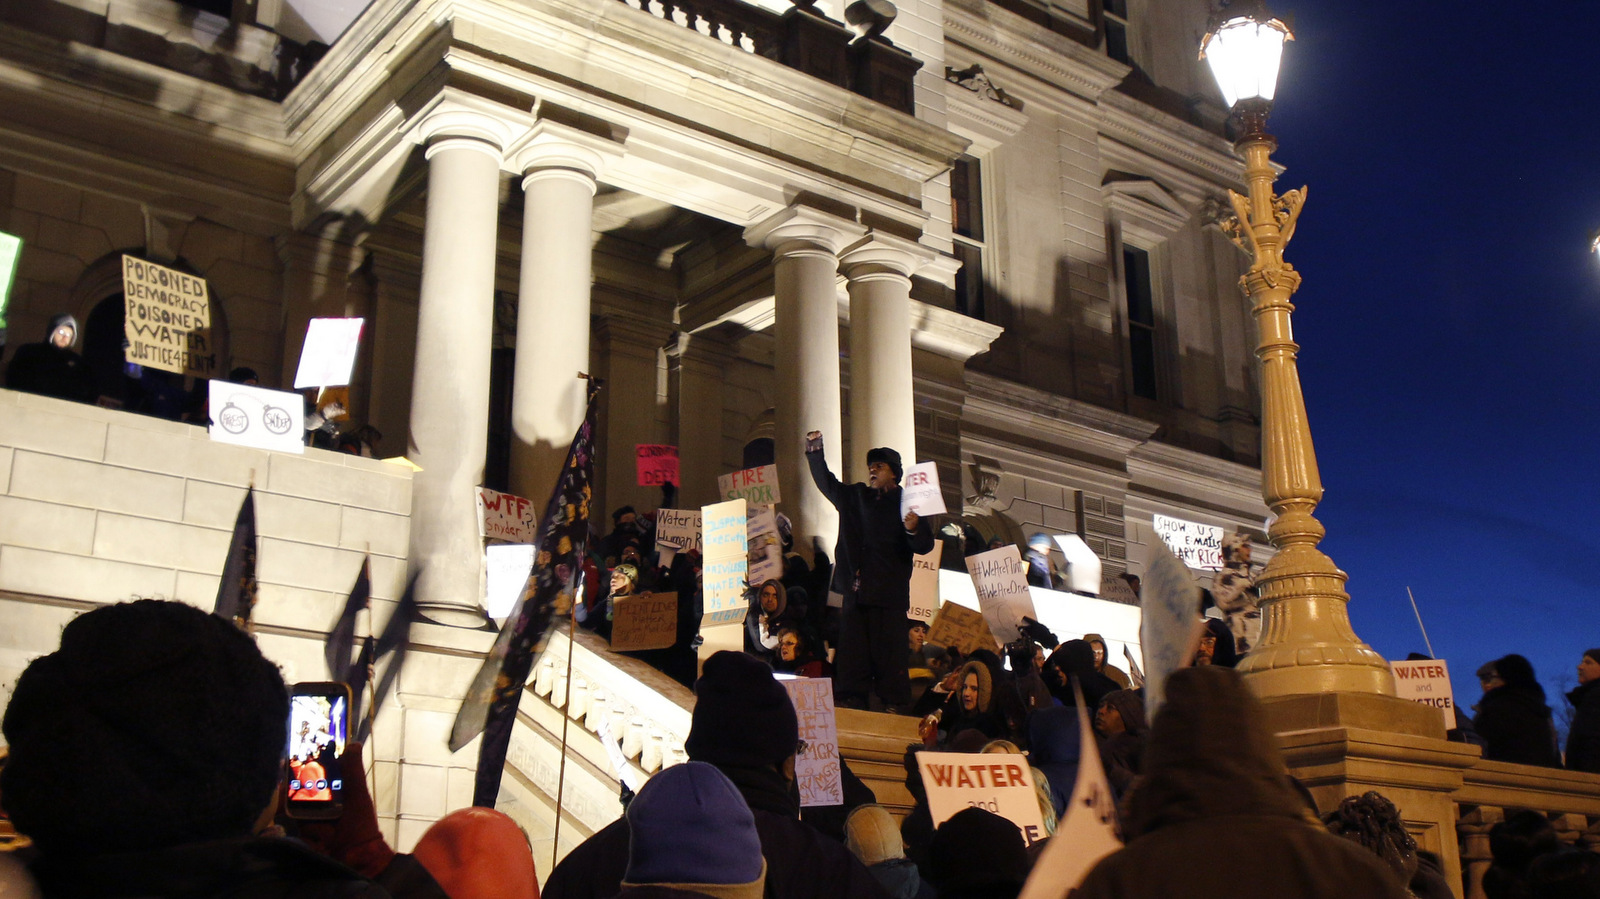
782,678 -> 843,807
655,508 -> 702,554
928,601 -> 995,655
1099,576 -> 1139,605
900,461 -> 948,517
965,546 -> 1037,644
611,592 -> 680,652
123,255 -> 214,377
485,543 -> 535,619
293,317 -> 365,389
747,504 -> 784,585
701,499 -> 748,628
478,487 -> 537,543
910,542 -> 943,624
1391,659 -> 1458,729
718,464 -> 781,506
207,381 -> 303,454
1152,514 -> 1224,571
916,751 -> 1046,847
636,445 -> 679,487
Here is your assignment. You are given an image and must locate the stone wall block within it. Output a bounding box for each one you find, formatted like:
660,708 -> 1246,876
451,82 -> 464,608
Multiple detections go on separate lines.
0,494 -> 97,554
79,191 -> 145,251
0,446 -> 13,493
257,535 -> 365,594
11,173 -> 81,221
0,403 -> 108,461
182,479 -> 249,529
268,453 -> 411,514
0,544 -> 176,602
174,569 -> 222,609
255,491 -> 343,547
1042,505 -> 1076,532
9,450 -> 185,519
339,506 -> 411,559
371,759 -> 401,818
1024,478 -> 1065,509
445,766 -> 477,816
92,510 -> 232,572
402,709 -> 475,766
254,582 -> 352,639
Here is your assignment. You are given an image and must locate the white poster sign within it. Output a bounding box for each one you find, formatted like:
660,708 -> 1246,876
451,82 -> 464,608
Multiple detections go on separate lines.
900,461 -> 947,517
964,545 -> 1037,644
655,508 -> 702,554
1152,514 -> 1224,570
783,678 -> 844,807
909,542 -> 942,624
701,499 -> 748,628
478,487 -> 537,544
747,504 -> 784,585
294,317 -> 366,389
484,543 -> 535,620
718,464 -> 781,505
1390,659 -> 1458,729
208,381 -> 304,454
917,752 -> 1047,847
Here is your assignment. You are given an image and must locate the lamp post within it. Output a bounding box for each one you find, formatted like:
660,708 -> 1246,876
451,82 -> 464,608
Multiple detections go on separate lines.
1202,2 -> 1395,698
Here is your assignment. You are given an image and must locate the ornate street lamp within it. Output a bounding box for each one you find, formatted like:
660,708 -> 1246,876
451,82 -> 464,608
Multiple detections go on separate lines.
1202,2 -> 1396,698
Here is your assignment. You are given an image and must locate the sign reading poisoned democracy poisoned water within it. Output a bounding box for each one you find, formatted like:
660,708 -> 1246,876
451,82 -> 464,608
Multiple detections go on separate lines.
122,255 -> 214,377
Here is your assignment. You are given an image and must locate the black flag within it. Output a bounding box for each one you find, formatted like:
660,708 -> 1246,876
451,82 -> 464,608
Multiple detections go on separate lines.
213,487 -> 259,629
327,557 -> 371,682
354,573 -> 418,743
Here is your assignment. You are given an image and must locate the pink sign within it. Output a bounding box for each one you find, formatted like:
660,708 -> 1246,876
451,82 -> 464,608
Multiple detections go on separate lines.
637,445 -> 679,487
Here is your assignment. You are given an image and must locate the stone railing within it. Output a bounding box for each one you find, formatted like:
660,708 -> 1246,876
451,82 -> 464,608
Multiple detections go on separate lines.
1455,761 -> 1600,899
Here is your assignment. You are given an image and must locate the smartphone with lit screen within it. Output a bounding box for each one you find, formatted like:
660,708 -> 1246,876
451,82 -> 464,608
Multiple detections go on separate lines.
285,681 -> 351,820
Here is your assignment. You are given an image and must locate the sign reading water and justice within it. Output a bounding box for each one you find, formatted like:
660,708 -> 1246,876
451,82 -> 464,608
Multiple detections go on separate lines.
122,255 -> 215,377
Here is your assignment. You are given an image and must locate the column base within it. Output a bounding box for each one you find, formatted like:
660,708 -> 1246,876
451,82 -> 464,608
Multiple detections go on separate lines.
1258,690 -> 1448,740
416,602 -> 492,629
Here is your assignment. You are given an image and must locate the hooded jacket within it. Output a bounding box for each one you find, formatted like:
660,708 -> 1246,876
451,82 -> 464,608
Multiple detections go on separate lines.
5,314 -> 97,403
1474,683 -> 1560,767
1026,706 -> 1081,818
1567,678 -> 1600,773
1072,666 -> 1412,899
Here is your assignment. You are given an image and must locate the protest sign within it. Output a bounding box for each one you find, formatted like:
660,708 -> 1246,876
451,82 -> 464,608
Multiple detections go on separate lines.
611,592 -> 680,652
478,487 -> 537,544
928,601 -> 995,655
293,317 -> 365,389
484,544 -> 535,619
747,504 -> 784,585
701,499 -> 748,628
1152,514 -> 1224,570
1099,576 -> 1139,605
965,546 -> 1037,644
1391,659 -> 1458,728
1017,690 -> 1121,899
1052,534 -> 1102,595
655,508 -> 702,553
207,381 -> 304,454
782,678 -> 843,807
917,752 -> 1046,847
718,464 -> 780,505
909,543 -> 942,624
123,255 -> 215,377
900,461 -> 947,517
636,445 -> 679,487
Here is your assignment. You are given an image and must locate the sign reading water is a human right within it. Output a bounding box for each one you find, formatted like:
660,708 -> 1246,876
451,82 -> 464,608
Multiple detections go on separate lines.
964,545 -> 1037,644
917,752 -> 1046,847
208,381 -> 304,454
122,255 -> 215,377
700,499 -> 748,628
1391,659 -> 1458,729
782,678 -> 843,807
900,461 -> 948,517
1152,514 -> 1224,571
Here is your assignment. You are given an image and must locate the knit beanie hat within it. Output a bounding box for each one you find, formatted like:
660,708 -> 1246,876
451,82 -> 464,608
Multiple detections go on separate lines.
1585,649 -> 1600,667
623,761 -> 766,899
685,651 -> 799,767
926,807 -> 1030,898
413,808 -> 540,899
866,447 -> 903,481
845,805 -> 906,866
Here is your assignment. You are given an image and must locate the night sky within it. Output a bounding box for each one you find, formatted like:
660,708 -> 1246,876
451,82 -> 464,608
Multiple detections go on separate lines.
1245,1 -> 1600,725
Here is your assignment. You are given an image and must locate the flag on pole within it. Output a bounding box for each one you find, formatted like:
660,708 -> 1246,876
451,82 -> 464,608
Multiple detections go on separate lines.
327,556 -> 370,681
213,487 -> 259,629
354,573 -> 418,743
453,379 -> 601,807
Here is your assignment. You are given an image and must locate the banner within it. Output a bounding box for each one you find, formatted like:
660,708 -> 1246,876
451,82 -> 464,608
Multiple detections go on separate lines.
478,487 -> 537,543
293,317 -> 365,389
719,464 -> 780,505
611,592 -> 679,652
208,381 -> 305,454
916,751 -> 1046,847
1152,514 -> 1224,570
1391,659 -> 1458,729
909,543 -> 942,624
122,254 -> 214,377
1141,536 -> 1205,721
928,601 -> 994,655
900,461 -> 948,517
964,546 -> 1037,644
747,504 -> 784,585
636,444 -> 679,487
782,678 -> 843,807
701,499 -> 748,628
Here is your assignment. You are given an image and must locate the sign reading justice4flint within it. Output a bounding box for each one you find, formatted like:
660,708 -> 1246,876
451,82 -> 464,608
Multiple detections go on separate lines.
122,255 -> 215,378
917,752 -> 1046,847
1390,659 -> 1458,729
718,465 -> 780,506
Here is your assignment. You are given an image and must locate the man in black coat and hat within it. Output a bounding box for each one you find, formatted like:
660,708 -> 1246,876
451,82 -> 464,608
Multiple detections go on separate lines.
804,431 -> 934,712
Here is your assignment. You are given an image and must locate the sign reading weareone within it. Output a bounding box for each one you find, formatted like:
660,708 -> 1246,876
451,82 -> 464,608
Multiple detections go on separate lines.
783,678 -> 844,807
909,542 -> 943,624
917,752 -> 1046,847
478,487 -> 537,544
1390,659 -> 1458,729
1152,514 -> 1224,570
484,543 -> 535,620
122,255 -> 215,377
207,381 -> 304,454
928,601 -> 995,655
900,461 -> 948,517
964,545 -> 1038,644
655,508 -> 702,554
610,592 -> 680,652
636,445 -> 680,487
700,499 -> 748,628
293,317 -> 366,389
747,504 -> 784,585
718,464 -> 781,505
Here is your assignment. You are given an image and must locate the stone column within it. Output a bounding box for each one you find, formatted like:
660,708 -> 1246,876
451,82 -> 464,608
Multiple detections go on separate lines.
596,316 -> 675,526
406,108 -> 511,627
841,232 -> 934,481
506,123 -> 623,505
745,207 -> 865,562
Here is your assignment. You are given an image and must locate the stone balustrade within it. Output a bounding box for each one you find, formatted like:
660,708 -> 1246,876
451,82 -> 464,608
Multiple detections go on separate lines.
1455,760 -> 1600,899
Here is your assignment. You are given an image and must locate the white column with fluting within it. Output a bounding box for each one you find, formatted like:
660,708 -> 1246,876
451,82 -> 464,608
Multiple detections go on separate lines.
841,233 -> 934,481
745,207 -> 866,562
405,108 -> 512,627
506,123 -> 623,504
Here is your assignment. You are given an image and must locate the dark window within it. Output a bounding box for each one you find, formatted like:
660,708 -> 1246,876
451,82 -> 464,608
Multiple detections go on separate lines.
177,0 -> 233,16
1103,0 -> 1129,64
954,242 -> 984,320
485,346 -> 515,491
951,155 -> 986,320
1124,246 -> 1157,400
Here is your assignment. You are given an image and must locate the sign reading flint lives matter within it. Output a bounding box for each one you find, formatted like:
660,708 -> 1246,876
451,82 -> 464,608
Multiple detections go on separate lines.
478,487 -> 537,543
965,545 -> 1038,644
1390,659 -> 1458,729
1152,513 -> 1224,570
700,499 -> 748,628
207,381 -> 304,454
909,542 -> 943,624
718,465 -> 780,506
610,592 -> 680,652
900,461 -> 948,517
782,678 -> 843,807
917,751 -> 1046,846
636,445 -> 679,487
122,255 -> 214,377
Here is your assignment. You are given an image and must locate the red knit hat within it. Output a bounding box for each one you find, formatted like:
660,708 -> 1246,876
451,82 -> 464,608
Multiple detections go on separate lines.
413,808 -> 539,899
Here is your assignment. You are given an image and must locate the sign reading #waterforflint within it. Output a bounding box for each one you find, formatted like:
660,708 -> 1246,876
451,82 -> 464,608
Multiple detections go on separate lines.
122,255 -> 215,378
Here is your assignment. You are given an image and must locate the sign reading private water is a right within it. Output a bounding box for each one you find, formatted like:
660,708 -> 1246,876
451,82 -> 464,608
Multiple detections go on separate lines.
900,461 -> 947,517
1390,659 -> 1458,729
1152,514 -> 1224,570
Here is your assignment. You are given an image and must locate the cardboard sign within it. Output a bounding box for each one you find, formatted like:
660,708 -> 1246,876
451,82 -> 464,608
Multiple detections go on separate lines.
718,464 -> 781,505
1152,514 -> 1224,571
478,487 -> 537,544
909,543 -> 943,624
207,381 -> 304,454
964,546 -> 1037,644
782,678 -> 843,807
747,504 -> 784,585
122,255 -> 215,377
701,499 -> 748,628
655,508 -> 702,554
1391,659 -> 1458,729
917,752 -> 1046,847
293,317 -> 365,389
928,601 -> 995,655
900,461 -> 948,517
611,592 -> 680,652
636,444 -> 679,487
485,543 -> 535,620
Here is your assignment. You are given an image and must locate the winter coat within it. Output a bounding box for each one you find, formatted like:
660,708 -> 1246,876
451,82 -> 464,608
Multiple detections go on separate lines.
865,858 -> 934,899
1072,666 -> 1412,899
1473,684 -> 1561,767
1565,679 -> 1600,773
1027,706 -> 1082,818
805,450 -> 933,609
543,763 -> 890,899
5,316 -> 96,403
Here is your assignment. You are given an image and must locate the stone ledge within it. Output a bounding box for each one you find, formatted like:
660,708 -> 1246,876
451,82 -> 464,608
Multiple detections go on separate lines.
1259,689 -> 1449,741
